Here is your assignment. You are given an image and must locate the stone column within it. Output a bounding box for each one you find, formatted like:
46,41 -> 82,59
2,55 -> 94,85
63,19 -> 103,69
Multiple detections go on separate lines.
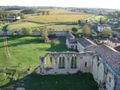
52,56 -> 58,74
65,55 -> 71,73
40,56 -> 45,74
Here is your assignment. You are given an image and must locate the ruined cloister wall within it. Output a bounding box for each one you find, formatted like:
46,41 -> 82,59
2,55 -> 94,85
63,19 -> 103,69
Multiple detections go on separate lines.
35,52 -> 118,90
36,52 -> 94,75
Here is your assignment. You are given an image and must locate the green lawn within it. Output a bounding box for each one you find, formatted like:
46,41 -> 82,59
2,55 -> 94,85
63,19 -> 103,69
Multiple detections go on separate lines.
0,36 -> 69,86
7,22 -> 48,31
0,36 -> 98,90
2,73 -> 98,90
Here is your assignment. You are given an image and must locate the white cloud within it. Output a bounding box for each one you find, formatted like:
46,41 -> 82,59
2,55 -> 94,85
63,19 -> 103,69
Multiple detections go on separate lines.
0,0 -> 120,9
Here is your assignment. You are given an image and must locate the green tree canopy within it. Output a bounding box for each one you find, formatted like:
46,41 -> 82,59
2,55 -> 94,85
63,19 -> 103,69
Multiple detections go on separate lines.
82,25 -> 92,36
99,28 -> 113,37
22,28 -> 32,35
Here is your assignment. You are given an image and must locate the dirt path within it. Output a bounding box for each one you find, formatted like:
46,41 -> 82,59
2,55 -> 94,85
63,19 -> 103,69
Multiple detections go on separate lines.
3,36 -> 12,60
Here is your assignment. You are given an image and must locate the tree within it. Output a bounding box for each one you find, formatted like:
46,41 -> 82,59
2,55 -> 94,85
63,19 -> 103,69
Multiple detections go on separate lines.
41,30 -> 49,42
22,28 -> 32,35
99,28 -> 113,37
82,25 -> 92,36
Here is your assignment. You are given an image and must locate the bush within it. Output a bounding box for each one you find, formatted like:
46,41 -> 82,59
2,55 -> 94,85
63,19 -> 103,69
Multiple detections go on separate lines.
22,28 -> 32,35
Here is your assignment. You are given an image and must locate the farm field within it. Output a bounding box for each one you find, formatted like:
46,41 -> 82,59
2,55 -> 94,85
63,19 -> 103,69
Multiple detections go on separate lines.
24,14 -> 91,23
38,9 -> 84,15
41,25 -> 79,31
7,22 -> 48,31
0,36 -> 69,86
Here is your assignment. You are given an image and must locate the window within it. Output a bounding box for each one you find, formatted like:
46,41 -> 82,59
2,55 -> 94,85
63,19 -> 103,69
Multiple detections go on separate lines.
85,62 -> 87,67
109,77 -> 111,82
50,57 -> 52,64
71,56 -> 77,68
44,56 -> 53,68
59,56 -> 65,69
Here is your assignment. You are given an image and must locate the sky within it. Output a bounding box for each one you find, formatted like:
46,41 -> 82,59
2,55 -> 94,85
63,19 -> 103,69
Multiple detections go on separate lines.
0,0 -> 120,9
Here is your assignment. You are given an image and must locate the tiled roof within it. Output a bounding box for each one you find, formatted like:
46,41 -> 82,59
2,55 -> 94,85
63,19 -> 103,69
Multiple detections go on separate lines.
108,37 -> 120,43
86,45 -> 120,74
78,38 -> 96,48
68,39 -> 77,44
66,32 -> 75,39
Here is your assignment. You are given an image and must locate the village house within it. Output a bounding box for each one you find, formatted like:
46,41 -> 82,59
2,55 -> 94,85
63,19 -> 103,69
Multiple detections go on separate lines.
99,37 -> 120,48
97,24 -> 111,32
66,32 -> 77,50
6,16 -> 21,21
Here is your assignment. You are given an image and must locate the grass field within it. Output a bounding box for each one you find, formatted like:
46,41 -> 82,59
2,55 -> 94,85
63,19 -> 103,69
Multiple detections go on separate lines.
43,25 -> 79,31
24,14 -> 91,23
86,15 -> 108,21
7,22 -> 48,31
0,36 -> 69,86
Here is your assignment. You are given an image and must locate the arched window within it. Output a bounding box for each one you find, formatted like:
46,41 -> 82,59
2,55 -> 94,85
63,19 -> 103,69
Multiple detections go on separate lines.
71,56 -> 77,68
59,56 -> 65,69
44,56 -> 53,68
85,62 -> 87,67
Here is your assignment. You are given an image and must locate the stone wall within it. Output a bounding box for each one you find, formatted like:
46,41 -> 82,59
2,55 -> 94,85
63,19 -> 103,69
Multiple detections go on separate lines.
0,30 -> 68,36
35,52 -> 118,90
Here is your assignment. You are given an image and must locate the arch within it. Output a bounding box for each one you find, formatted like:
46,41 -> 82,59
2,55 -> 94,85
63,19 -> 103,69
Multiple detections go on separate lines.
92,57 -> 98,80
98,62 -> 104,83
71,56 -> 77,68
59,56 -> 65,69
44,56 -> 53,68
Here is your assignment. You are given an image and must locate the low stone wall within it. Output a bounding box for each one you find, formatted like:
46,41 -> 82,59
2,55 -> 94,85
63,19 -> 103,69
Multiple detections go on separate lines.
0,30 -> 68,36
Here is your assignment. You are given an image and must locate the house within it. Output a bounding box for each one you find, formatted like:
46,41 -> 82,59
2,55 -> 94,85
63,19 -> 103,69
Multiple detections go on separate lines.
6,16 -> 21,21
97,24 -> 111,32
77,37 -> 96,52
66,32 -> 77,50
106,37 -> 120,48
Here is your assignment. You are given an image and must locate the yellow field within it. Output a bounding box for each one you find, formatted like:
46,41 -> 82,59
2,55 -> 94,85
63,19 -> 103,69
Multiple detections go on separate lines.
38,9 -> 82,15
24,14 -> 91,23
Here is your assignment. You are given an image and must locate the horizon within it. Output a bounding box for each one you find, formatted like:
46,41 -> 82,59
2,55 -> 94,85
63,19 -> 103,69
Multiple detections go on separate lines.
0,0 -> 120,10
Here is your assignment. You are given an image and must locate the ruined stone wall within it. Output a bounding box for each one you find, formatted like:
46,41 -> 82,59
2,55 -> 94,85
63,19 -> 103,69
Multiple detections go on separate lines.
35,52 -> 94,75
35,52 -> 118,90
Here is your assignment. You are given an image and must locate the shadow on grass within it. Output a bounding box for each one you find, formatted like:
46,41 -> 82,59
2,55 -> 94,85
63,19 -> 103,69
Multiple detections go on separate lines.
0,72 -> 98,90
47,37 -> 71,52
0,36 -> 44,48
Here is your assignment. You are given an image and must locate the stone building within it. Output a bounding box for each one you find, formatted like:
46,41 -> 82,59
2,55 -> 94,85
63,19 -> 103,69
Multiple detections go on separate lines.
77,37 -> 96,52
35,49 -> 120,90
97,24 -> 111,32
66,32 -> 77,50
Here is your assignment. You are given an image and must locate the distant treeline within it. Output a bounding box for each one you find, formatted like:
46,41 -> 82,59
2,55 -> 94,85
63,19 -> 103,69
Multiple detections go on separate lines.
0,9 -> 24,20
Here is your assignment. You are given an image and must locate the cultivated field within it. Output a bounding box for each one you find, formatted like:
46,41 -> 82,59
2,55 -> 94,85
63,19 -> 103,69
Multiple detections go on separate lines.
24,14 -> 91,23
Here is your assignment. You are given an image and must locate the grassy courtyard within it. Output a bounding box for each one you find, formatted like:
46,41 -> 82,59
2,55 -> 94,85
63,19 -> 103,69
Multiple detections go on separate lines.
1,73 -> 98,90
0,36 -> 69,86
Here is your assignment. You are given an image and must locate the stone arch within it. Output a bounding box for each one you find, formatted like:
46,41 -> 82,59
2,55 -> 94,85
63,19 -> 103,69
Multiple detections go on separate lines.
92,56 -> 98,80
106,72 -> 115,90
71,56 -> 77,68
44,55 -> 53,68
58,55 -> 65,69
98,62 -> 104,83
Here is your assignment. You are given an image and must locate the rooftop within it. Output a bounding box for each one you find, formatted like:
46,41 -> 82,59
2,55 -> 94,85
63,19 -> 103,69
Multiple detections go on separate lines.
78,38 -> 96,48
86,44 -> 120,74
